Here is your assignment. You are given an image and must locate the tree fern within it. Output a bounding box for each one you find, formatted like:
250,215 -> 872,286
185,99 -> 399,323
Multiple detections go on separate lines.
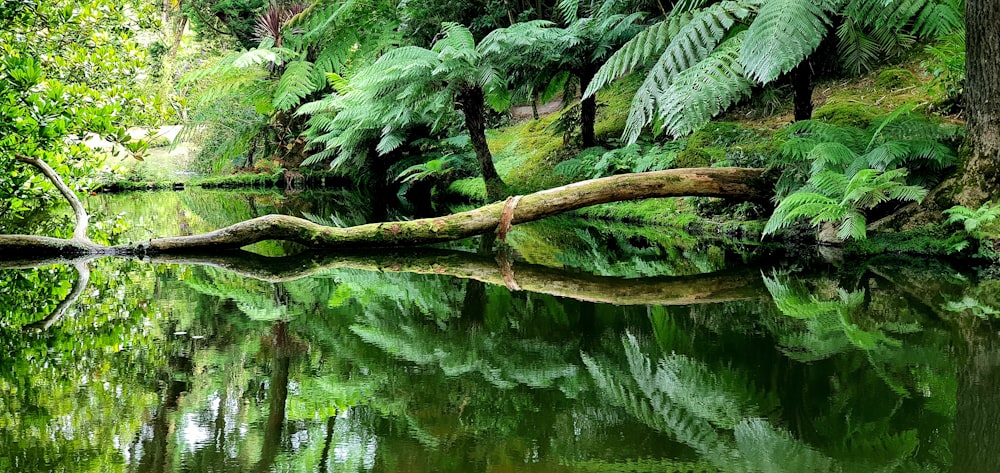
652,32 -> 754,139
739,0 -> 839,83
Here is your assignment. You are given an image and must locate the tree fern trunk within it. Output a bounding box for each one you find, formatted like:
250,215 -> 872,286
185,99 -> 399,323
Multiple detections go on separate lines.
532,89 -> 540,120
579,69 -> 597,148
458,85 -> 507,201
791,61 -> 813,121
953,0 -> 1000,207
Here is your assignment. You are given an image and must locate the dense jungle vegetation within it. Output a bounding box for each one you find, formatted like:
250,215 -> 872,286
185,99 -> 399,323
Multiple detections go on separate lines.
2,0 -> 1000,255
11,2 -> 1000,472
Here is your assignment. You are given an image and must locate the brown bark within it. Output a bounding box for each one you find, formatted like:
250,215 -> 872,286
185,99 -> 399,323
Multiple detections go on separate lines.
0,167 -> 774,256
952,0 -> 1000,207
458,85 -> 507,201
255,321 -> 291,473
15,154 -> 91,242
132,167 -> 772,252
22,262 -> 90,331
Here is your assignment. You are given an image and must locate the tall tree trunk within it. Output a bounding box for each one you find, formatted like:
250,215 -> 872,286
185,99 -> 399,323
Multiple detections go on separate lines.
578,69 -> 597,148
318,415 -> 338,472
458,85 -> 507,201
953,0 -> 1000,207
791,60 -> 813,121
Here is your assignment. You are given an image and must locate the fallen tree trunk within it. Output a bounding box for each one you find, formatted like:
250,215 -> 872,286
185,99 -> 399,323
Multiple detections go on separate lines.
7,251 -> 766,324
3,157 -> 773,255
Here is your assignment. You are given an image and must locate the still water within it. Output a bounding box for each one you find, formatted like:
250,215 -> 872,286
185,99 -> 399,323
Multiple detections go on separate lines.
2,190 -> 1000,472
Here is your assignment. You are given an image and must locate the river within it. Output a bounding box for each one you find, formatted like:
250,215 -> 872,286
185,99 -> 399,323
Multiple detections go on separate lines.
1,190 -> 999,472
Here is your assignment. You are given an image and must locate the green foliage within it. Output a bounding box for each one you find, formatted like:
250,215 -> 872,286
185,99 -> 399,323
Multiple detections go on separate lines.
590,0 -> 962,143
777,109 -> 960,184
764,168 -> 927,240
183,0 -> 269,48
923,32 -> 965,109
553,143 -> 681,180
838,0 -> 962,75
446,177 -> 488,201
943,202 -> 1000,250
273,60 -> 318,111
591,1 -> 754,142
739,0 -> 839,83
944,202 -> 1000,236
845,224 -> 970,256
300,20 -> 556,181
179,51 -> 274,173
653,32 -> 755,138
0,0 -> 159,223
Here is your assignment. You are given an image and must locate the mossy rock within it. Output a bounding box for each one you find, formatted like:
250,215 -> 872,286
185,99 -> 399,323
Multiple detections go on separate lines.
813,101 -> 880,129
675,148 -> 713,168
875,69 -> 918,90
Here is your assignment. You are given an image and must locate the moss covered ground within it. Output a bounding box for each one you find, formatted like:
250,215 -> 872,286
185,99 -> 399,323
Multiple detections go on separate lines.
470,50 -> 960,242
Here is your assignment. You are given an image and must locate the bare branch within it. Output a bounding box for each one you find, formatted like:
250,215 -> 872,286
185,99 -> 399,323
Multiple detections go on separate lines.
15,154 -> 91,242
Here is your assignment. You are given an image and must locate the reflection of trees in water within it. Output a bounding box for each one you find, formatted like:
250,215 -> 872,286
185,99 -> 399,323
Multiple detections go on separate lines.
582,269 -> 965,472
8,256 -> 1000,472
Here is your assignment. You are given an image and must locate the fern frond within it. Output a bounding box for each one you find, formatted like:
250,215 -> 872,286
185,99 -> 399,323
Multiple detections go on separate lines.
273,60 -> 318,111
838,209 -> 868,240
809,142 -> 859,175
861,141 -> 910,172
739,0 -> 838,83
837,17 -> 881,75
586,18 -> 677,97
649,32 -> 754,139
233,48 -> 282,68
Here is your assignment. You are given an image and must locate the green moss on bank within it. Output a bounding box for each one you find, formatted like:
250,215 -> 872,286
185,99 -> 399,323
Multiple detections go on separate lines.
846,224 -> 968,256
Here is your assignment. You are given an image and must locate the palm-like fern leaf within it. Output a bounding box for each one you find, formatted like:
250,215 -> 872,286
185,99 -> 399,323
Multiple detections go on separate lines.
652,33 -> 754,139
837,17 -> 882,75
764,168 -> 927,239
739,0 -> 839,83
273,60 -> 318,111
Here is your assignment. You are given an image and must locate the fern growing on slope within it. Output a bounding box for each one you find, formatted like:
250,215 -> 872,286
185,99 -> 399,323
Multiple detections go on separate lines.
762,109 -> 959,240
587,0 -> 963,142
764,168 -> 927,240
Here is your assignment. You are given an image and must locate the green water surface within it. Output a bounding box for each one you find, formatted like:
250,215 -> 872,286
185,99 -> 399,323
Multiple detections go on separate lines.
2,191 -> 999,472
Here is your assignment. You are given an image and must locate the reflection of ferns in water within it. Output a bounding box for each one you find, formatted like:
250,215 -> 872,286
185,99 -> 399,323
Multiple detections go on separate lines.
582,331 -> 936,472
552,220 -> 720,277
183,266 -> 332,321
